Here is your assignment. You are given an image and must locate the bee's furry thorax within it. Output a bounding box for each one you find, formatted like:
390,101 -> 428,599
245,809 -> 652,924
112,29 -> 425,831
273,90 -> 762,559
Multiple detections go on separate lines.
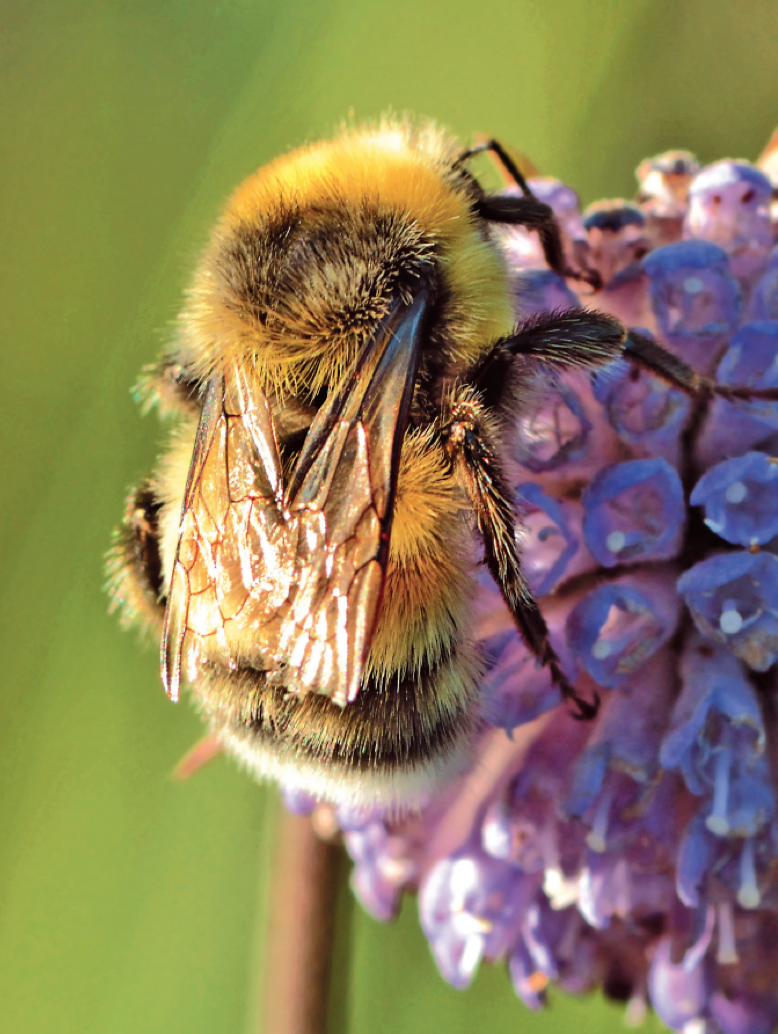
177,119 -> 516,401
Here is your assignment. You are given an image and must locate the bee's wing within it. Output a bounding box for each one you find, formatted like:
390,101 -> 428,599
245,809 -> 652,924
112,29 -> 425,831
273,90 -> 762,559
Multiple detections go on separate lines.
161,291 -> 430,707
160,367 -> 287,703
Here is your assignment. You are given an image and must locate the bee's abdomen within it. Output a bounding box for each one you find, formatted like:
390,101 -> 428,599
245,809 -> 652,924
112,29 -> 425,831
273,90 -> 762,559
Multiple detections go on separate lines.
194,638 -> 481,807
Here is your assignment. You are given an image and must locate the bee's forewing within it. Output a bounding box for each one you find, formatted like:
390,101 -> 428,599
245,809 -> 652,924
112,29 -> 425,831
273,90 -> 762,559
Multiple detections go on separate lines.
161,290 -> 430,707
160,373 -> 286,702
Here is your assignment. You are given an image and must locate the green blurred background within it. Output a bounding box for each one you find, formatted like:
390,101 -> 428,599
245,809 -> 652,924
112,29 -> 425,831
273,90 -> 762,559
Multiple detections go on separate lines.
3,1 -> 778,1031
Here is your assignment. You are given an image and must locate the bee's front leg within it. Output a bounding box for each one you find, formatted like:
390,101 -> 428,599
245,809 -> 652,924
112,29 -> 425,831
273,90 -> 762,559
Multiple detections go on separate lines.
457,138 -> 602,289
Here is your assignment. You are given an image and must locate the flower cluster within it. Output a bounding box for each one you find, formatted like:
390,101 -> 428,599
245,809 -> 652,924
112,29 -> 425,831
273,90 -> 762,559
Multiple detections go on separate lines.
288,133 -> 778,1033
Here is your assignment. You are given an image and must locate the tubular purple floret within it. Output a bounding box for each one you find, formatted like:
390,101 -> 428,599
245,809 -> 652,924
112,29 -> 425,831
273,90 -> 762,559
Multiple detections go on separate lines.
565,568 -> 682,689
691,452 -> 778,547
678,552 -> 778,670
684,161 -> 773,284
581,457 -> 686,566
592,351 -> 692,466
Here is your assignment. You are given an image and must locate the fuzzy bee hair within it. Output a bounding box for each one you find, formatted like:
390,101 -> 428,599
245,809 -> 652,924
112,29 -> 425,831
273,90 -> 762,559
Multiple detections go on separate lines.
109,117 -> 732,808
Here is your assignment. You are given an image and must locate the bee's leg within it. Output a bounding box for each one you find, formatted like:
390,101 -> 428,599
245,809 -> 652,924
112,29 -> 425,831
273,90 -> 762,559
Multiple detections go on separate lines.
440,390 -> 599,720
623,329 -> 778,403
456,139 -> 535,195
106,482 -> 166,635
457,139 -> 601,289
471,310 -> 778,406
477,194 -> 579,283
470,310 -> 627,411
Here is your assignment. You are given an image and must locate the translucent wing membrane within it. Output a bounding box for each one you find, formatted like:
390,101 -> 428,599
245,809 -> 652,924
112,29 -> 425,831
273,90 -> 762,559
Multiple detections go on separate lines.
161,291 -> 429,706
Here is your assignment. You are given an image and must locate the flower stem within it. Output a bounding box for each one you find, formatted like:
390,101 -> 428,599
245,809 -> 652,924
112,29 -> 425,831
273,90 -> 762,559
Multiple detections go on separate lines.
260,805 -> 346,1034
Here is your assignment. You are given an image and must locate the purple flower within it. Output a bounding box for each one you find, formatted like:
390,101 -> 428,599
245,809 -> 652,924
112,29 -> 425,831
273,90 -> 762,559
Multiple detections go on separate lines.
583,201 -> 647,287
481,709 -> 590,872
565,650 -> 675,848
513,269 -> 581,318
509,368 -> 624,484
659,633 -> 778,911
715,321 -> 778,419
530,178 -> 587,248
288,129 -> 778,1034
508,898 -> 594,1008
696,320 -> 778,466
345,820 -> 416,921
473,571 -> 580,729
581,457 -> 685,566
478,614 -> 572,729
691,451 -> 778,546
592,351 -> 692,466
660,635 -> 765,800
711,988 -> 778,1034
637,149 -> 700,232
677,552 -> 778,670
643,239 -> 742,373
500,178 -> 588,275
565,568 -> 681,688
747,247 -> 778,321
516,482 -> 593,595
418,844 -> 540,988
511,376 -> 592,474
649,934 -> 714,1031
280,786 -> 318,815
684,161 -> 773,283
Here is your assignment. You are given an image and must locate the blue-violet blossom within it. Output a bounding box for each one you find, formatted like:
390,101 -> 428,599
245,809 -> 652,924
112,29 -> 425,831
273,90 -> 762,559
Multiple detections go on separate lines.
288,131 -> 778,1034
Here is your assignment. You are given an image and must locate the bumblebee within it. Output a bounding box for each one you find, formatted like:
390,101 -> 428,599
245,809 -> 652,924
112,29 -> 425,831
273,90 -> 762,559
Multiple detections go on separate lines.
108,118 -> 758,808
